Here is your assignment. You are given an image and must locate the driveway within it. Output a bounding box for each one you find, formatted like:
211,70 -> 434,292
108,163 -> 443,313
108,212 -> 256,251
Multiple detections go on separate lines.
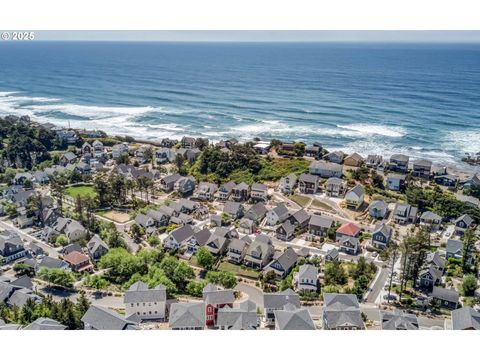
234,283 -> 264,308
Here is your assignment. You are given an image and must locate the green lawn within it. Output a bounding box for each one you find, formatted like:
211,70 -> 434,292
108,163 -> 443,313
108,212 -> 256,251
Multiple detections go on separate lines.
289,194 -> 311,207
218,260 -> 260,279
65,185 -> 97,199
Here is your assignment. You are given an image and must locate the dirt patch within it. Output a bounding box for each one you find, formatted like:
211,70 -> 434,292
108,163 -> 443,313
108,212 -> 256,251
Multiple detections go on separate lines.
100,210 -> 131,223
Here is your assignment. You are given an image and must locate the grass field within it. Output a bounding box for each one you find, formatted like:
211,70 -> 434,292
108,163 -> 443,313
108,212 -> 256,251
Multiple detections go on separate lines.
65,185 -> 97,199
217,260 -> 260,279
289,194 -> 311,207
311,199 -> 334,212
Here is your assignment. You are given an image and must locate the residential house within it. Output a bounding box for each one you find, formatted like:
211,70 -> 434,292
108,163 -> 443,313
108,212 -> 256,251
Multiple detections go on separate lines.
294,264 -> 318,292
203,228 -> 231,253
245,202 -> 267,223
180,136 -> 196,149
169,302 -> 205,330
92,140 -> 104,157
159,173 -> 182,192
238,218 -> 256,235
13,172 -> 34,186
279,173 -> 298,194
325,177 -> 347,197
223,201 -> 244,219
368,200 -> 388,219
112,143 -> 129,160
217,300 -> 259,330
274,305 -> 316,330
455,214 -> 474,235
227,235 -> 252,264
344,184 -> 365,210
163,225 -> 195,250
65,219 -> 87,241
203,283 -> 235,326
38,256 -> 70,271
446,239 -> 463,261
253,141 -> 271,155
434,174 -> 458,188
323,293 -> 365,330
264,247 -> 298,279
393,203 -> 418,224
380,310 -> 419,330
336,222 -> 361,255
419,265 -> 443,291
87,235 -> 109,261
263,289 -> 300,326
288,208 -> 310,231
195,182 -> 218,201
387,173 -> 407,191
371,223 -> 392,249
155,147 -> 177,164
24,317 -> 66,330
82,305 -> 139,330
323,151 -> 344,164
298,173 -> 319,194
244,234 -> 274,269
451,307 -> 480,330
231,182 -> 250,202
431,287 -> 459,309
266,203 -> 289,226
389,154 -> 409,173
308,215 -> 333,237
325,248 -> 339,262
250,183 -> 268,202
420,211 -> 443,231
174,176 -> 196,196
0,231 -> 26,264
305,145 -> 322,158
276,221 -> 295,241
344,153 -> 364,167
134,214 -> 155,234
427,251 -> 446,273
124,281 -> 167,321
60,151 -> 77,166
146,209 -> 170,227
309,160 -> 343,178
160,138 -> 178,148
63,251 -> 93,273
456,194 -> 480,208
216,181 -> 236,201
366,154 -> 383,168
412,159 -> 432,178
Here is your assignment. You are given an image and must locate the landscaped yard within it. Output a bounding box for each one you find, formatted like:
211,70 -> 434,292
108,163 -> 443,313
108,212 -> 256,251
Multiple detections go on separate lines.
217,260 -> 260,279
289,194 -> 311,207
64,185 -> 97,199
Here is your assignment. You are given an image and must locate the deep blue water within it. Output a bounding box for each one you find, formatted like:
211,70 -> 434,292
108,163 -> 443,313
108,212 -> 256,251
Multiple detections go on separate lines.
0,41 -> 479,167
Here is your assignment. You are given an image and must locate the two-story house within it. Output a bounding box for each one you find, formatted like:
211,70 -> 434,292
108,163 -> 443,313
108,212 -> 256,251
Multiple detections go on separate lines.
371,223 -> 392,249
124,281 -> 167,321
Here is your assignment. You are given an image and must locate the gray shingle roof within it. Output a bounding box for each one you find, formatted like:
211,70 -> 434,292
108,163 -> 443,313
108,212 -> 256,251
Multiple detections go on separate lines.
274,307 -> 316,330
124,281 -> 167,303
169,302 -> 205,329
309,215 -> 333,228
298,264 -> 318,281
446,239 -> 463,255
451,307 -> 480,330
263,289 -> 300,309
432,286 -> 459,303
24,317 -> 66,330
323,293 -> 364,329
271,203 -> 289,218
381,311 -> 419,330
348,184 -> 365,197
82,305 -> 138,330
202,284 -> 235,305
217,305 -> 258,330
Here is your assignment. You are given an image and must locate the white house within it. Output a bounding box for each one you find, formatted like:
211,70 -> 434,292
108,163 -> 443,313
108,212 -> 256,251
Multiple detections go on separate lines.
124,281 -> 167,321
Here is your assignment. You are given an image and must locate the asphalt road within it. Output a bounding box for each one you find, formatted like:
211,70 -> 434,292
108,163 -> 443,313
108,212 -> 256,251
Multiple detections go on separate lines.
234,283 -> 264,308
365,267 -> 389,303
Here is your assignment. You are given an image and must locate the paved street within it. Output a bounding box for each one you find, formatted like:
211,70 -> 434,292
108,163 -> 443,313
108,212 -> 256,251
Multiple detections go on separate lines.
365,267 -> 389,303
234,283 -> 264,308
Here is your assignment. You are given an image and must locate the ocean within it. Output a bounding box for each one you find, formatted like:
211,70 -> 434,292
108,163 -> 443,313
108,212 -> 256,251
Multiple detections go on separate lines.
0,41 -> 479,168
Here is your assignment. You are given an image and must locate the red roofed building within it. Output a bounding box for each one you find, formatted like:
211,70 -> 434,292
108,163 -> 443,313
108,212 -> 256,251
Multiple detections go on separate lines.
336,223 -> 361,239
336,223 -> 362,255
64,251 -> 93,273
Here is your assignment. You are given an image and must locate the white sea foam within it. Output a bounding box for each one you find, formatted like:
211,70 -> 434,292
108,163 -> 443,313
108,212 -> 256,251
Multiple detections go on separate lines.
26,103 -> 157,119
336,123 -> 406,138
445,130 -> 480,155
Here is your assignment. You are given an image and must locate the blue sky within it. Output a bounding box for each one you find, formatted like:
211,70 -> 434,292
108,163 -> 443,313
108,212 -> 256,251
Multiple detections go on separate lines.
30,30 -> 480,42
